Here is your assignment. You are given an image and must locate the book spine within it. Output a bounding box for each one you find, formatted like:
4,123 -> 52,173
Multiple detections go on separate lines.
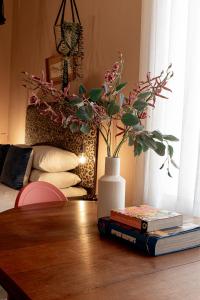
110,212 -> 149,232
98,218 -> 157,256
110,213 -> 142,231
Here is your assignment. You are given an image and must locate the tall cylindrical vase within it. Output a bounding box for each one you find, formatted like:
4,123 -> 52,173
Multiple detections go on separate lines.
97,157 -> 126,219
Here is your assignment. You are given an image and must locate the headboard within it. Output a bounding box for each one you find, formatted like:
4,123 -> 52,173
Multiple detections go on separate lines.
25,103 -> 99,199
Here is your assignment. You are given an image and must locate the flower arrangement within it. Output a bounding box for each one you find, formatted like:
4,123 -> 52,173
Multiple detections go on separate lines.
23,54 -> 178,176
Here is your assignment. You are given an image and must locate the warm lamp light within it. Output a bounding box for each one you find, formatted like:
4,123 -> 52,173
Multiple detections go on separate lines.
78,144 -> 87,165
78,152 -> 87,165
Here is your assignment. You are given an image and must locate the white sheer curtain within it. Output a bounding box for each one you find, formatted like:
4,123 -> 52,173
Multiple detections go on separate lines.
140,0 -> 200,216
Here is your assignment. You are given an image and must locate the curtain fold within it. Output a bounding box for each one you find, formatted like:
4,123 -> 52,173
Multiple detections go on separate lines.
140,0 -> 200,216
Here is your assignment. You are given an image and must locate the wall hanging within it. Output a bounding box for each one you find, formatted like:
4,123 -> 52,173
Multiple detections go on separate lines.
54,0 -> 84,90
0,0 -> 6,25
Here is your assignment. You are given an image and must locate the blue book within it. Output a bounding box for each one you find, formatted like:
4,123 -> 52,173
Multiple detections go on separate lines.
98,217 -> 200,256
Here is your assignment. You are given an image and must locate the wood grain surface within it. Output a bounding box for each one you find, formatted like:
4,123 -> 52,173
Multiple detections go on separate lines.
0,201 -> 199,300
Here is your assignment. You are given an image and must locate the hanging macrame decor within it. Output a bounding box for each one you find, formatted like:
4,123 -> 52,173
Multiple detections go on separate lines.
54,0 -> 84,89
0,0 -> 6,25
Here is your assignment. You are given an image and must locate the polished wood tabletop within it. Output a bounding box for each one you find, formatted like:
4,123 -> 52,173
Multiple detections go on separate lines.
0,201 -> 200,300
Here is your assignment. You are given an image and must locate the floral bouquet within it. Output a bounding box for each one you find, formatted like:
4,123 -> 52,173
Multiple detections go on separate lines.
23,54 -> 178,176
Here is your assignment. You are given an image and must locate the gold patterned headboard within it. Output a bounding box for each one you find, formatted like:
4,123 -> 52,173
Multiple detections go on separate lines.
25,103 -> 99,199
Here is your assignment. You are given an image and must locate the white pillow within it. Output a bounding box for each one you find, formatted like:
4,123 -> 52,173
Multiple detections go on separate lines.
60,187 -> 87,197
32,146 -> 79,172
29,170 -> 81,188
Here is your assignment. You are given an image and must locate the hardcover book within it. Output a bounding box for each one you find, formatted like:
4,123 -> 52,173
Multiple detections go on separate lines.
110,205 -> 183,232
98,217 -> 200,256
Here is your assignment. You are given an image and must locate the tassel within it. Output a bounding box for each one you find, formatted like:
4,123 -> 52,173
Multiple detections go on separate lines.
0,0 -> 6,25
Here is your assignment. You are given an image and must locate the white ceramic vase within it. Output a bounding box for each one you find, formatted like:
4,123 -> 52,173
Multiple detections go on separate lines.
97,157 -> 126,219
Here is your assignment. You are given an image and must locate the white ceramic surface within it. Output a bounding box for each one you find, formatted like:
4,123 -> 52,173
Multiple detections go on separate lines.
97,157 -> 126,218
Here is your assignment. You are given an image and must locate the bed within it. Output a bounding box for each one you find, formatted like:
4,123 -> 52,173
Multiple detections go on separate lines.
0,103 -> 99,212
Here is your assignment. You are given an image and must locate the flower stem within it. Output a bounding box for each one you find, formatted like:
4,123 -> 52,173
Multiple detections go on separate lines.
106,118 -> 112,157
113,129 -> 129,157
98,126 -> 111,157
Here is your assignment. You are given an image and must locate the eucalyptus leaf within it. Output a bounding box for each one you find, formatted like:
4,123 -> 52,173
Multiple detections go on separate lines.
122,113 -> 139,126
80,123 -> 91,134
168,145 -> 173,158
76,105 -> 93,121
133,123 -> 144,131
107,100 -> 120,116
137,91 -> 151,101
70,123 -> 79,133
168,170 -> 173,177
116,82 -> 127,92
154,142 -> 166,156
142,134 -> 157,150
79,84 -> 86,95
152,130 -> 163,141
136,136 -> 149,152
128,134 -> 135,146
159,163 -> 165,170
141,142 -> 149,152
134,142 -> 143,156
133,99 -> 148,111
171,159 -> 179,169
163,135 -> 179,141
69,97 -> 83,106
89,88 -> 103,102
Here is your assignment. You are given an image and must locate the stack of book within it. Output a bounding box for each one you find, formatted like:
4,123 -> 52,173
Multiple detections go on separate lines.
98,205 -> 200,256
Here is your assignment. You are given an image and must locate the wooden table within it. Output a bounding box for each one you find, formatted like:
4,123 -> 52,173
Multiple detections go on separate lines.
0,201 -> 200,300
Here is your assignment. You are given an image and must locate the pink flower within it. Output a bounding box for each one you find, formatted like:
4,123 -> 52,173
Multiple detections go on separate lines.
52,113 -> 63,124
104,61 -> 120,84
112,62 -> 120,72
29,94 -> 40,105
138,112 -> 147,119
105,71 -> 115,83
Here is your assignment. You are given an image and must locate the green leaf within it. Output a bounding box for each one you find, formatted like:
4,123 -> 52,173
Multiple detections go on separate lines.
134,142 -> 143,156
69,97 -> 83,106
152,130 -> 163,141
107,100 -> 120,116
79,84 -> 86,95
142,134 -> 157,150
76,105 -> 93,121
163,135 -> 179,142
70,123 -> 79,133
133,123 -> 144,131
168,145 -> 173,158
121,113 -> 139,126
133,99 -> 148,111
80,123 -> 91,134
128,134 -> 135,146
137,91 -> 151,101
171,159 -> 179,169
116,82 -> 127,92
89,88 -> 103,102
159,163 -> 165,170
168,170 -> 173,177
141,142 -> 149,152
136,136 -> 149,152
154,142 -> 166,156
